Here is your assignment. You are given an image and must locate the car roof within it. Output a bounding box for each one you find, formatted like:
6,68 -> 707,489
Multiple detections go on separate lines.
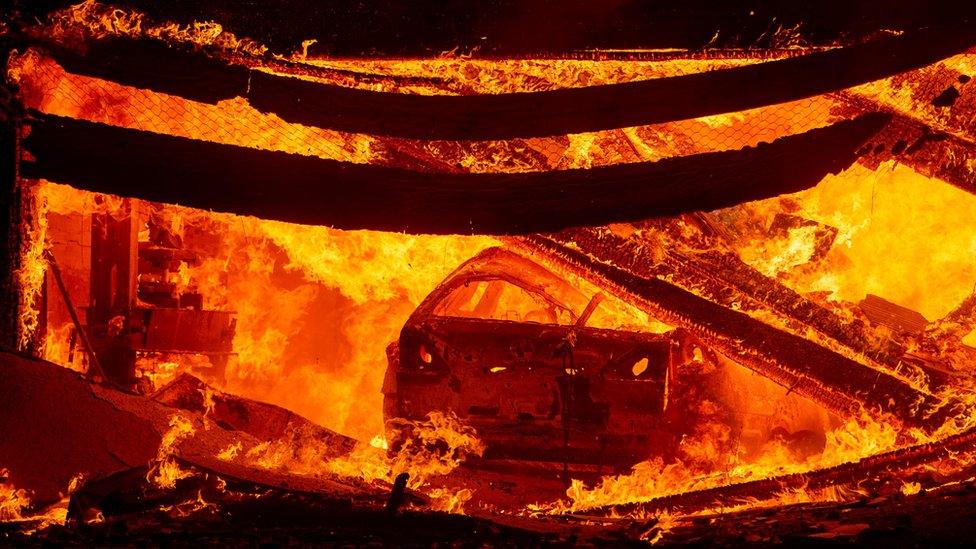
410,246 -> 589,322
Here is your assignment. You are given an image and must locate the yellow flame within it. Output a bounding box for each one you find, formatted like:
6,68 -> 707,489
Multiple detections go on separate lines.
15,184 -> 48,352
48,0 -> 268,56
901,481 -> 922,496
735,161 -> 976,321
546,410 -> 899,515
223,411 -> 484,507
0,469 -> 31,522
147,413 -> 196,489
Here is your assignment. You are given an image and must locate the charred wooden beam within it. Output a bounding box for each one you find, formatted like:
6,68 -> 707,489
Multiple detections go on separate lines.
45,38 -> 449,101
21,111 -> 887,235
835,91 -> 976,198
48,39 -> 250,104
590,422 -> 976,519
615,221 -> 948,390
672,248 -> 908,365
38,25 -> 976,139
153,374 -> 358,456
519,232 -> 952,427
933,292 -> 976,339
246,25 -> 975,139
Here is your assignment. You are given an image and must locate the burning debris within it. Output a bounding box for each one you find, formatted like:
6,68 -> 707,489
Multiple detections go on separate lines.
4,0 -> 976,545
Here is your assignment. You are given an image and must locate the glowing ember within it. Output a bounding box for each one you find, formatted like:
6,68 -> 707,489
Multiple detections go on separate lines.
0,469 -> 30,522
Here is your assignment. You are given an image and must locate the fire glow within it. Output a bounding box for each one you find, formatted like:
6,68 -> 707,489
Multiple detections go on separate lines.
4,1 -> 976,545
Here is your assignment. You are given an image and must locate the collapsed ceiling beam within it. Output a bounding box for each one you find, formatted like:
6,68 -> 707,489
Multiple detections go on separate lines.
21,111 -> 888,235
592,421 -> 976,518
835,92 -> 976,198
41,24 -> 975,139
519,232 -> 952,427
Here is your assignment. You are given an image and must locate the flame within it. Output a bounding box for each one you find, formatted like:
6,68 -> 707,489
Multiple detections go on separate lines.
159,490 -> 216,518
29,169 -> 976,519
216,441 -> 242,461
740,224 -> 822,277
641,512 -> 679,544
12,11 -> 976,525
207,218 -> 497,440
901,481 -> 922,496
41,324 -> 85,374
15,184 -> 48,352
0,470 -> 85,532
733,161 -> 976,321
545,410 -> 899,515
47,0 -> 267,56
147,413 -> 196,489
0,469 -> 31,522
227,411 -> 484,495
427,487 -> 475,514
32,181 -> 496,439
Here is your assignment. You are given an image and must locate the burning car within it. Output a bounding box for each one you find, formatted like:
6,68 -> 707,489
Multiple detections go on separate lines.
382,246 -> 707,470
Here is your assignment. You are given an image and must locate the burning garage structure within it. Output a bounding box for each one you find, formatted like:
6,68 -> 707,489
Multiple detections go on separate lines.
3,0 -> 976,544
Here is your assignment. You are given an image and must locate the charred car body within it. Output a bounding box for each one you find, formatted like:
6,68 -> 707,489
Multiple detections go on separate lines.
383,247 -> 713,470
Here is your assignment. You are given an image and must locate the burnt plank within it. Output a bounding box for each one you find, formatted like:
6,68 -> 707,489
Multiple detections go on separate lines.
595,423 -> 976,518
47,39 -> 250,104
21,111 -> 887,235
246,24 -> 974,139
519,233 -> 950,426
36,24 -> 975,139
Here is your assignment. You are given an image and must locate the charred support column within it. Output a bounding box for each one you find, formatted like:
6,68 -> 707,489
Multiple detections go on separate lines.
0,87 -> 43,355
385,472 -> 409,515
88,199 -> 140,384
0,118 -> 17,351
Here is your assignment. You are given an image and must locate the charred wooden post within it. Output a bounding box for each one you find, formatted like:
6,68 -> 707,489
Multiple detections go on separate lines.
0,112 -> 17,351
385,472 -> 410,515
87,200 -> 140,386
0,107 -> 45,355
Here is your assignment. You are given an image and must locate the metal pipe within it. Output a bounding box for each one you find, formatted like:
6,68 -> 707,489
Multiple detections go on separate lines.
44,249 -> 109,382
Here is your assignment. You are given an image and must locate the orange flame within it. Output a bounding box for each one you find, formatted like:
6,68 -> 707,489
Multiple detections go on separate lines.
147,413 -> 197,489
223,411 -> 485,494
47,0 -> 268,56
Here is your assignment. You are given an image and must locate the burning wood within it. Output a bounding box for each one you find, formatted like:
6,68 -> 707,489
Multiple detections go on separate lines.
18,21 -> 976,139
153,374 -> 358,455
19,111 -> 888,234
518,231 -> 952,426
5,2 -> 976,544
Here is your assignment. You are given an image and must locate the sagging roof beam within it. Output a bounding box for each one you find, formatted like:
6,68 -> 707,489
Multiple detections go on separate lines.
21,111 -> 888,235
38,24 -> 976,139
